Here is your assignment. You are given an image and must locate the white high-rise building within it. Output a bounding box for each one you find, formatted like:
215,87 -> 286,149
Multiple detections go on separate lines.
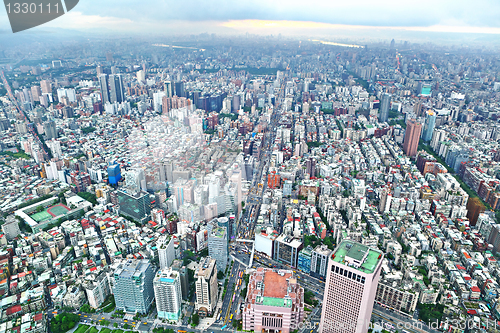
195,257 -> 218,317
319,240 -> 384,333
84,271 -> 110,309
153,268 -> 182,321
158,235 -> 175,270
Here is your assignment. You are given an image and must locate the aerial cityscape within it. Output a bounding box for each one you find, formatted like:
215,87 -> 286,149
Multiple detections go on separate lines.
2,2 -> 500,333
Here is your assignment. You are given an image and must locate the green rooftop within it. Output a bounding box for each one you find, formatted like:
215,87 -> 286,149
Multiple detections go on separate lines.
212,227 -> 226,238
259,296 -> 292,308
331,240 -> 383,274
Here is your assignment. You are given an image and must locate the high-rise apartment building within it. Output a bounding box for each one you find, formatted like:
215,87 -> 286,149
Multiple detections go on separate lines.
208,227 -> 228,272
319,240 -> 384,333
84,270 -> 110,309
157,235 -> 175,270
153,267 -> 182,321
310,245 -> 332,279
44,120 -> 57,139
242,268 -> 304,333
40,80 -> 51,94
171,259 -> 189,300
378,93 -> 391,123
402,119 -> 422,157
195,257 -> 218,317
113,260 -> 156,314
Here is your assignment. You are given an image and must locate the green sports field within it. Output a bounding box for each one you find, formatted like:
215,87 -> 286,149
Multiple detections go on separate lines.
30,210 -> 52,222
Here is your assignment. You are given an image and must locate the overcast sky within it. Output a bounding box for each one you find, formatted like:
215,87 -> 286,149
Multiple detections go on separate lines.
2,0 -> 500,36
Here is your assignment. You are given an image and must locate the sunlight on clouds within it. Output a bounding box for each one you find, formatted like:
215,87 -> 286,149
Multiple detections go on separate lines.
43,11 -> 135,30
220,19 -> 500,35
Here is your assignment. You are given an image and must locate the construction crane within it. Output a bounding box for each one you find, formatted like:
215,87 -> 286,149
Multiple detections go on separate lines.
1,70 -> 49,157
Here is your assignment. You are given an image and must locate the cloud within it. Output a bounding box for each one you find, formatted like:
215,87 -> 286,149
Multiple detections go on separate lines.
39,11 -> 135,31
1,0 -> 500,34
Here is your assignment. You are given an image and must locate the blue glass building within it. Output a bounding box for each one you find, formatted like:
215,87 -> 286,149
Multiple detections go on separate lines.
108,161 -> 121,185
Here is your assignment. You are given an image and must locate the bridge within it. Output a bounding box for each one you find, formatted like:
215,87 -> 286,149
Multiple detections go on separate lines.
233,239 -> 255,268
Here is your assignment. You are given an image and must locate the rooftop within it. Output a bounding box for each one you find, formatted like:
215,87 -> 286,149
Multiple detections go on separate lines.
331,240 -> 383,274
210,227 -> 226,238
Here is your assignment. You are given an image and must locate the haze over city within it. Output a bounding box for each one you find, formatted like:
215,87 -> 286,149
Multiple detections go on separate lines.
2,2 -> 500,333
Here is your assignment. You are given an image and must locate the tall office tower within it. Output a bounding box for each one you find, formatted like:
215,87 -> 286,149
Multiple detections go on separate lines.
153,267 -> 183,321
208,227 -> 228,272
195,257 -> 218,317
164,81 -> 173,98
174,81 -> 185,97
96,65 -> 104,76
243,268 -> 304,333
99,74 -> 110,104
402,119 -> 422,157
44,120 -> 57,139
319,240 -> 384,333
109,74 -> 125,103
422,110 -> 437,142
113,260 -> 156,314
40,80 -> 51,94
157,235 -> 175,270
378,93 -> 391,123
117,188 -> 151,223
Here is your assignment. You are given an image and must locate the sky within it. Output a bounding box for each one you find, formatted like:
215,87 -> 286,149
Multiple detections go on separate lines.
2,0 -> 500,38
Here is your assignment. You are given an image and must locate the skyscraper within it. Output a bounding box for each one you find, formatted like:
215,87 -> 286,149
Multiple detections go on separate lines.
164,81 -> 173,98
153,267 -> 182,321
109,74 -> 125,103
319,240 -> 384,333
422,110 -> 437,142
378,93 -> 391,123
174,81 -> 185,97
113,260 -> 156,314
99,74 -> 110,104
402,119 -> 422,157
157,235 -> 175,270
195,257 -> 218,317
208,227 -> 228,272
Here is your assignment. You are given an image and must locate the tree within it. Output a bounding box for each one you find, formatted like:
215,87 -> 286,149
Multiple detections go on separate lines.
191,313 -> 199,326
304,290 -> 318,306
80,304 -> 95,313
50,313 -> 80,333
217,271 -> 225,280
36,205 -> 44,212
113,323 -> 118,328
241,201 -> 245,208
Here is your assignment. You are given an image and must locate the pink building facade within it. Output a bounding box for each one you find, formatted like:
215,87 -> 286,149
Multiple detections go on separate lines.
243,268 -> 304,333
